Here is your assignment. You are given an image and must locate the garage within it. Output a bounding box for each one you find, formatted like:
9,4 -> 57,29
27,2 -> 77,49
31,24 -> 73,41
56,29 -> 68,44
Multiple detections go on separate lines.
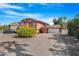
47,25 -> 68,34
47,25 -> 60,34
48,28 -> 60,33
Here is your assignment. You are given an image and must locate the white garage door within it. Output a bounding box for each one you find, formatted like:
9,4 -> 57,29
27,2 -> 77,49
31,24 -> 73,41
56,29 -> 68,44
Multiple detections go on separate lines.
48,29 -> 59,33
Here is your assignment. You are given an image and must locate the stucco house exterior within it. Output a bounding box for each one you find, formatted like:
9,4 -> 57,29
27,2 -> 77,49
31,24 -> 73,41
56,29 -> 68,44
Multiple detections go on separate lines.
10,18 -> 49,33
19,18 -> 49,33
9,22 -> 19,31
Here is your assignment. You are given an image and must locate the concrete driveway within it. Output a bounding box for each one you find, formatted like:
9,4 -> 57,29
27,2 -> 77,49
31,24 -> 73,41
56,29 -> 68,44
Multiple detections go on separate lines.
0,33 -> 70,56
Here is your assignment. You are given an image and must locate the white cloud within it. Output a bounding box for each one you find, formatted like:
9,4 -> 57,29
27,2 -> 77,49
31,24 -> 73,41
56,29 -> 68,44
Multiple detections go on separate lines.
3,10 -> 43,18
28,3 -> 34,7
0,3 -> 24,10
2,10 -> 57,25
0,14 -> 21,18
4,10 -> 20,15
39,3 -> 64,8
55,4 -> 64,7
39,3 -> 50,8
23,13 -> 43,18
39,3 -> 48,6
37,17 -> 58,25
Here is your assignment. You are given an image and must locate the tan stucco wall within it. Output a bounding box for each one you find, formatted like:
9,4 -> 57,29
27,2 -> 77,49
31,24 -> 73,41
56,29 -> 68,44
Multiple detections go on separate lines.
10,25 -> 18,31
26,23 -> 29,27
10,22 -> 46,33
37,23 -> 45,29
36,23 -> 45,33
20,23 -> 29,27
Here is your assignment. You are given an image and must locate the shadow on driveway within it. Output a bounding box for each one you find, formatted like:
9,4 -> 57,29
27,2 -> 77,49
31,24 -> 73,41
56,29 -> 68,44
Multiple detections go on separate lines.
0,41 -> 32,56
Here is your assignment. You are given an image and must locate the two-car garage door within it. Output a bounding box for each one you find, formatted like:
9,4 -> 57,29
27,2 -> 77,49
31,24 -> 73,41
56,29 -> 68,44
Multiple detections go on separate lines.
48,28 -> 68,34
48,28 -> 60,33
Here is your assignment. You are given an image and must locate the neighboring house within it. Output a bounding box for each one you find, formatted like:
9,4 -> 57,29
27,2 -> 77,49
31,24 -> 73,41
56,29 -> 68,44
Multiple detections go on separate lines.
10,18 -> 49,33
19,18 -> 49,33
9,22 -> 19,31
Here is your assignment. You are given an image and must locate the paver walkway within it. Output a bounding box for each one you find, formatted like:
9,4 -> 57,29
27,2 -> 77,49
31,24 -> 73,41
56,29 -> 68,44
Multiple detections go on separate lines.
0,33 -> 70,56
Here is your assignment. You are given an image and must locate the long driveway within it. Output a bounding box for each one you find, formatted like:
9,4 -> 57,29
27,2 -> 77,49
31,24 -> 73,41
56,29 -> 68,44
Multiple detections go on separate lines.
0,33 -> 70,56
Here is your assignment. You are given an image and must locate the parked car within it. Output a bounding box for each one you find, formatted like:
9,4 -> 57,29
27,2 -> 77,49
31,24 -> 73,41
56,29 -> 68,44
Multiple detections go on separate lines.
3,30 -> 16,34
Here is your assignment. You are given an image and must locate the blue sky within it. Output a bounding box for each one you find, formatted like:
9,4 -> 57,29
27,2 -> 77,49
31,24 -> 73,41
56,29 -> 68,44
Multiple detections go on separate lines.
0,3 -> 79,25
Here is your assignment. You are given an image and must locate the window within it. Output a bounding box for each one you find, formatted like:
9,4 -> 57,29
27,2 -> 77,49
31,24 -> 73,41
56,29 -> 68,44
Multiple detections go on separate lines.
29,22 -> 36,27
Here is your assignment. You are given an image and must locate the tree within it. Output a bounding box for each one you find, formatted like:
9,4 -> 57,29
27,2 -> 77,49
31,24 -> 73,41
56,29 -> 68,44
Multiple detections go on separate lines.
53,18 -> 58,25
57,17 -> 64,33
58,16 -> 67,28
63,16 -> 67,21
67,14 -> 79,38
53,16 -> 67,33
58,17 -> 64,27
74,14 -> 79,19
21,18 -> 30,22
62,16 -> 67,28
53,16 -> 67,28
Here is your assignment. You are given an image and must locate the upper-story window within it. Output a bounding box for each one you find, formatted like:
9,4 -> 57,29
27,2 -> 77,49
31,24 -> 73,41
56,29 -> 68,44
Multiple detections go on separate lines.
29,22 -> 36,27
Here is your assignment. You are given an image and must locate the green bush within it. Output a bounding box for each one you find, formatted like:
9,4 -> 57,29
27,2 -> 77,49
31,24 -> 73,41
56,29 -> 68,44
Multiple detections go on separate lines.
16,26 -> 36,38
67,18 -> 79,38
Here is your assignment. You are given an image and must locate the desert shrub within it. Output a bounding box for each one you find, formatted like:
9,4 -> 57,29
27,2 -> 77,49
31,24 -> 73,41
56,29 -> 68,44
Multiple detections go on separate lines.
67,18 -> 79,38
16,26 -> 36,38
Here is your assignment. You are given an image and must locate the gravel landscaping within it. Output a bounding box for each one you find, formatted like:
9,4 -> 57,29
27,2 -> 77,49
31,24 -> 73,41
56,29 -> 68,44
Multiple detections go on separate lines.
59,34 -> 79,56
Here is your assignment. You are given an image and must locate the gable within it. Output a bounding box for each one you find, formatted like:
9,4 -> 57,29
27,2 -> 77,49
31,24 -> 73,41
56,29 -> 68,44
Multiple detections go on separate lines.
21,18 -> 49,26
